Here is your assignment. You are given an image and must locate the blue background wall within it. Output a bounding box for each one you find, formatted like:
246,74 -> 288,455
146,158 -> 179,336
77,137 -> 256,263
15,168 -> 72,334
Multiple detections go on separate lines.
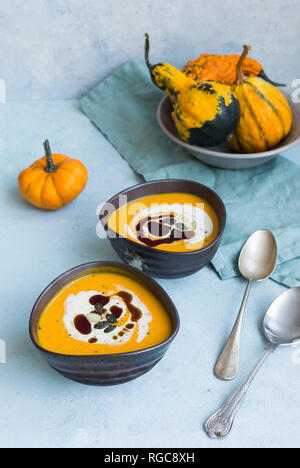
1,0 -> 299,100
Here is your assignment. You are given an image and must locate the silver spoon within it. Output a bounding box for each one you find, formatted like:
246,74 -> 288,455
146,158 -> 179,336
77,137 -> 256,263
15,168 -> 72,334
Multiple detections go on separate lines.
214,230 -> 277,381
206,287 -> 300,439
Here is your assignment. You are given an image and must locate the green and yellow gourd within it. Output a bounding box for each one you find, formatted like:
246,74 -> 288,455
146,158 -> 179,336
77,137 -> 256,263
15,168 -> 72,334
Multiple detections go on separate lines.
144,34 -> 240,147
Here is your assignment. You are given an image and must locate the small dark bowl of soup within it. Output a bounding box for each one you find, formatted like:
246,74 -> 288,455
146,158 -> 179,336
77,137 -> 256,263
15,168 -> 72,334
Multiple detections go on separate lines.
100,179 -> 226,278
30,262 -> 179,386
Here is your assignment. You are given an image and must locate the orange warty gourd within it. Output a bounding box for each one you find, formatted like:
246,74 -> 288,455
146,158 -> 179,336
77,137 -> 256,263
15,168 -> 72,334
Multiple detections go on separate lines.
183,53 -> 285,87
229,46 -> 293,154
18,140 -> 88,210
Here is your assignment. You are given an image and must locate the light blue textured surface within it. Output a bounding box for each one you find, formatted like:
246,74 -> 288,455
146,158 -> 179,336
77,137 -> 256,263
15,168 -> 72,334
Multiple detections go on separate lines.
1,99 -> 299,448
1,0 -> 300,100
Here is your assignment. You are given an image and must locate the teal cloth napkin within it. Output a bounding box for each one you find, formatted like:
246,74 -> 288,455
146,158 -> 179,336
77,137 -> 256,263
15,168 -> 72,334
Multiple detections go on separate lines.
80,60 -> 300,288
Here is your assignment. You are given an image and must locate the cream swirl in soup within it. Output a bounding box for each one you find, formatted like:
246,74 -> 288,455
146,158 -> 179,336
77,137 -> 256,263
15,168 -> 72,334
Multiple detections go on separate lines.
125,203 -> 214,248
63,290 -> 152,346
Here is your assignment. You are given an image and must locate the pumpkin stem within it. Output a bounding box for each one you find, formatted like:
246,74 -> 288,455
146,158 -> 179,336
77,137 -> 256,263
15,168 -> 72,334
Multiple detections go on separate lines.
144,33 -> 153,70
235,45 -> 253,85
258,69 -> 286,87
43,140 -> 58,173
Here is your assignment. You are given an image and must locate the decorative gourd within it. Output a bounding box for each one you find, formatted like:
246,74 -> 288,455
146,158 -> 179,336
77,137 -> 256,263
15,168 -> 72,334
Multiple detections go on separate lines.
18,140 -> 88,210
183,53 -> 285,87
144,34 -> 240,147
228,46 -> 293,153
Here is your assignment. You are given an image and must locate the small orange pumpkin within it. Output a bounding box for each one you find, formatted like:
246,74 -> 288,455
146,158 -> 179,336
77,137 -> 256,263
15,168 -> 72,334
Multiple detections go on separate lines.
18,140 -> 88,210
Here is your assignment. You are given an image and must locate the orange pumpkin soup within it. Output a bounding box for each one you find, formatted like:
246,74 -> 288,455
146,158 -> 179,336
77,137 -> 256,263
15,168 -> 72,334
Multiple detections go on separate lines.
108,193 -> 219,252
38,270 -> 172,355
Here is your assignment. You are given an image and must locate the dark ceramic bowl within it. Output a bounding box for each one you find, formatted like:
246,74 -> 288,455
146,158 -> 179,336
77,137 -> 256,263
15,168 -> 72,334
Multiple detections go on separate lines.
29,261 -> 179,386
100,179 -> 226,278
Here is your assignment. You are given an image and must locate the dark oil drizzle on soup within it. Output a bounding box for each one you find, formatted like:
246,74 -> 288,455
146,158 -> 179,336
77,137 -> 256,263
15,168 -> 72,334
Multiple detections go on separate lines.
89,292 -> 142,322
74,314 -> 92,335
73,292 -> 143,338
109,305 -> 123,319
116,291 -> 142,322
136,214 -> 195,248
89,295 -> 110,306
88,338 -> 98,344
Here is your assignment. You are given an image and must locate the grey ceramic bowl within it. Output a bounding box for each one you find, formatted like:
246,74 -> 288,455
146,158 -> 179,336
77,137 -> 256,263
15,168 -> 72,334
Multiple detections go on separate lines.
157,94 -> 300,170
100,179 -> 226,278
29,261 -> 179,386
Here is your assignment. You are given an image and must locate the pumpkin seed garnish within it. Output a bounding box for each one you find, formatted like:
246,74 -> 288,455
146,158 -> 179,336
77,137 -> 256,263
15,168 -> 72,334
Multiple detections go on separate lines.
106,313 -> 118,324
86,312 -> 104,323
95,303 -> 105,315
104,325 -> 117,334
175,222 -> 188,231
163,217 -> 176,225
94,321 -> 109,330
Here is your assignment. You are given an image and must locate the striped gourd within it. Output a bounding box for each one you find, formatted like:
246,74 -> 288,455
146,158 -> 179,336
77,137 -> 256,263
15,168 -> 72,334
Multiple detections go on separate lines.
229,45 -> 292,153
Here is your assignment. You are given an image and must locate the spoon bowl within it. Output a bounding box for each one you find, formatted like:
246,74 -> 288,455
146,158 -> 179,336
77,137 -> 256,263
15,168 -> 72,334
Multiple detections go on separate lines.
239,230 -> 278,281
264,287 -> 300,345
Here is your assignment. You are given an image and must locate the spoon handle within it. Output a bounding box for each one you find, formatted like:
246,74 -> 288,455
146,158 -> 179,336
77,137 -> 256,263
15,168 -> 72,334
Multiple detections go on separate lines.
214,280 -> 253,380
206,343 -> 276,439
